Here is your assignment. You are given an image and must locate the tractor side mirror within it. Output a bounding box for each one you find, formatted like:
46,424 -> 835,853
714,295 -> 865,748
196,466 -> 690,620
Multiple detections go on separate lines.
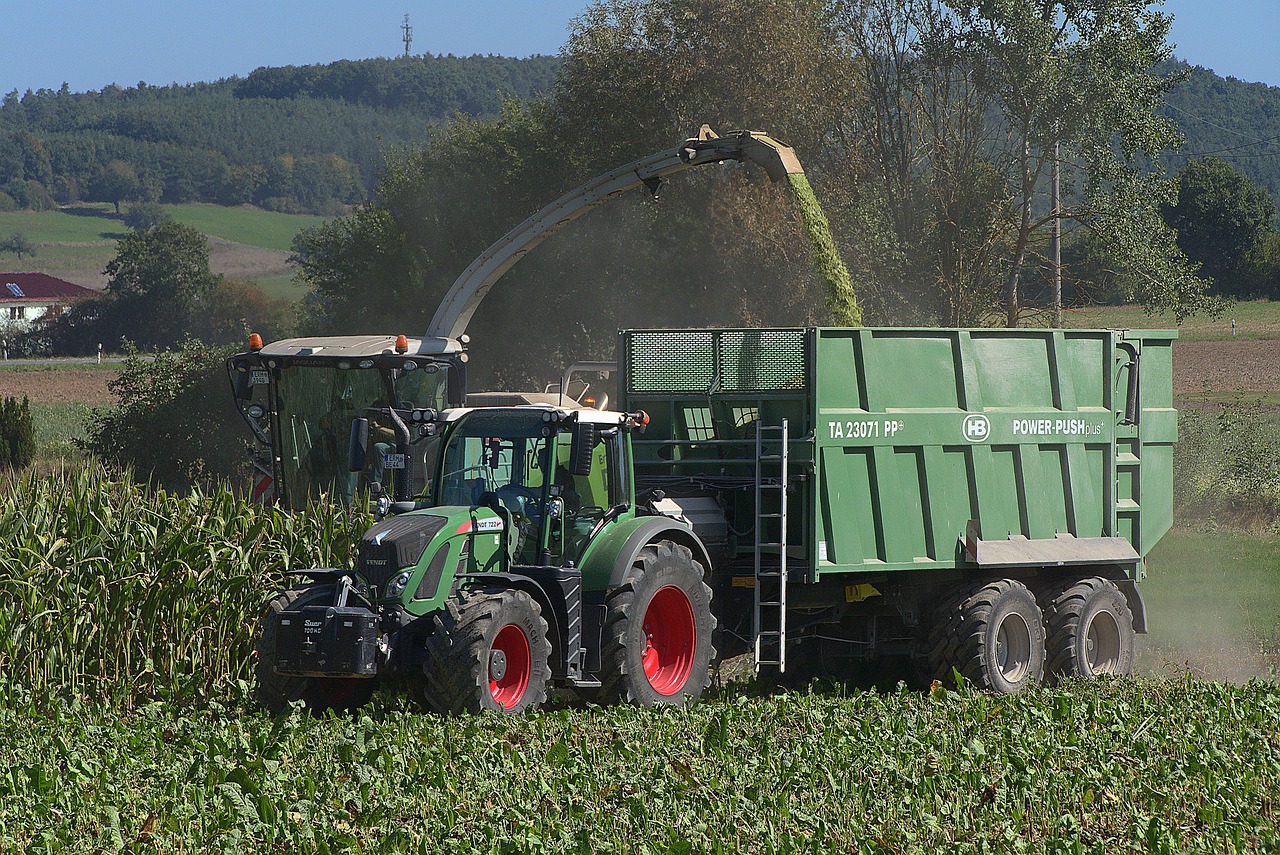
569,422 -> 596,477
349,418 -> 370,472
231,368 -> 253,401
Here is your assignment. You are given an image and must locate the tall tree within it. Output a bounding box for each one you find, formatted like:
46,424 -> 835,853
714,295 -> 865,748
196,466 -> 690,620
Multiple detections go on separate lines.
0,231 -> 35,260
834,0 -> 1009,325
946,0 -> 1209,323
1163,156 -> 1277,297
90,160 -> 143,215
103,221 -> 218,349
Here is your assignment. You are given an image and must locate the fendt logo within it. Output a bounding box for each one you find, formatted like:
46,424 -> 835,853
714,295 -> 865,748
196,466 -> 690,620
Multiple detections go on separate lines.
962,414 -> 991,443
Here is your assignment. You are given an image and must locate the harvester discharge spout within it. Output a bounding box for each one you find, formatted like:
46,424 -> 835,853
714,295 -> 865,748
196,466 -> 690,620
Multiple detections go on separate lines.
425,126 -> 805,342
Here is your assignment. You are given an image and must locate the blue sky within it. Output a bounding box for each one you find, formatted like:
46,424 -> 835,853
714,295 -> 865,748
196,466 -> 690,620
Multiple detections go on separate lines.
2,0 -> 1277,95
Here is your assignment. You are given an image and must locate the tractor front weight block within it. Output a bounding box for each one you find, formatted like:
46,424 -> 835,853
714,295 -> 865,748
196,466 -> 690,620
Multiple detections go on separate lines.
271,605 -> 379,678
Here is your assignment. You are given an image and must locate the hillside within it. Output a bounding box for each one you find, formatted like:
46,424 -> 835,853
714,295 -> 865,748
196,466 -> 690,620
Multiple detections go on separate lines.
0,203 -> 324,294
3,53 -> 1279,223
1159,59 -> 1280,201
0,54 -> 562,216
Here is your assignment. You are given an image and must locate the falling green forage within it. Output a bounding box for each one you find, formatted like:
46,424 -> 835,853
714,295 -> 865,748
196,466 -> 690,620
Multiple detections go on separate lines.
787,173 -> 862,326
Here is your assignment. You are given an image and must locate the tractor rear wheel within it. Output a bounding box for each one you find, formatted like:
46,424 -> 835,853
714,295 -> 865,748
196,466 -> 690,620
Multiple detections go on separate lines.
416,587 -> 551,714
598,540 -> 716,707
925,578 -> 1046,693
1042,577 -> 1135,681
255,585 -> 376,714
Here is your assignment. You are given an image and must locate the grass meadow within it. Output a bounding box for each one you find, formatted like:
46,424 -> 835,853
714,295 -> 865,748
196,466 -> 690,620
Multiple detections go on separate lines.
0,203 -> 326,292
1064,300 -> 1280,341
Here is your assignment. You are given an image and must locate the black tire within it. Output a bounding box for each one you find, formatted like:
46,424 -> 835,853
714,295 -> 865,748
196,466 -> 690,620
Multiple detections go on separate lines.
598,540 -> 717,707
1041,576 -> 1135,681
925,578 -> 1046,693
415,587 -> 552,714
255,585 -> 376,714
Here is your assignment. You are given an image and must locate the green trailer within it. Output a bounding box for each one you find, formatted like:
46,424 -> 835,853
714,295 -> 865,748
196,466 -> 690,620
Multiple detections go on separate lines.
248,325 -> 1175,714
620,326 -> 1175,690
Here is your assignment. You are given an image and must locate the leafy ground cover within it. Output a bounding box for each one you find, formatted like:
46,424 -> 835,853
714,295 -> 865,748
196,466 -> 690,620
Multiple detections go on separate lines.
2,679 -> 1277,853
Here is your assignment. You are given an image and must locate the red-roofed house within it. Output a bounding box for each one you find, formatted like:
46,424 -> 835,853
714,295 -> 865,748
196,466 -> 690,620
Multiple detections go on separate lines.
0,272 -> 99,332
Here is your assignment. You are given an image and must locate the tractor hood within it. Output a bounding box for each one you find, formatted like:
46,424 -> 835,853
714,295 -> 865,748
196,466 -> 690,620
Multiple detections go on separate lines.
357,507 -> 506,607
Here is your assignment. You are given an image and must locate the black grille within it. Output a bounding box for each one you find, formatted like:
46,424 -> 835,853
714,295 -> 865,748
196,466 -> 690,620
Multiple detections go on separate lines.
358,514 -> 448,589
627,329 -> 806,394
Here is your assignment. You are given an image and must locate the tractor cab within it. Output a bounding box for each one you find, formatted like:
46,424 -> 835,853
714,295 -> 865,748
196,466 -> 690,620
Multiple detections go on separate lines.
226,334 -> 466,509
426,406 -> 634,570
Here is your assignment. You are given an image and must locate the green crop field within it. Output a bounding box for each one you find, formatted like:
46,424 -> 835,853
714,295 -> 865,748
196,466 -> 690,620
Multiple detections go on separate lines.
0,204 -> 326,293
0,469 -> 1275,851
1064,300 -> 1280,341
163,204 -> 328,253
3,678 -> 1277,852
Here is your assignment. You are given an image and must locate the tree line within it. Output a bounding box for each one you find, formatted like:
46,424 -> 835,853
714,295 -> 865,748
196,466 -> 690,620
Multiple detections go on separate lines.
290,0 -> 1245,392
0,54 -> 562,216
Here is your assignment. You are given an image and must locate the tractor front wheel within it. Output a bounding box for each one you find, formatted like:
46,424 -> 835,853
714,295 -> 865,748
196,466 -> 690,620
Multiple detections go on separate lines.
599,540 -> 716,707
416,587 -> 552,714
255,585 -> 375,715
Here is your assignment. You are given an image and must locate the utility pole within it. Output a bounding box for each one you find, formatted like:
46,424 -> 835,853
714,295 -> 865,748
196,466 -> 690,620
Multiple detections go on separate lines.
401,14 -> 413,58
1052,138 -> 1062,328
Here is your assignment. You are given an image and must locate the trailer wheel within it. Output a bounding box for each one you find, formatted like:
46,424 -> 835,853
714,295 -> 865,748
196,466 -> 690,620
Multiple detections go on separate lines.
1041,577 -> 1134,681
255,585 -> 375,714
926,578 -> 1045,693
598,540 -> 716,707
416,587 -> 551,714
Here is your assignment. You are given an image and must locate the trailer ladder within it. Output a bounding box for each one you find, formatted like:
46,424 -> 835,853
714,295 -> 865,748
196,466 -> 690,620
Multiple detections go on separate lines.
754,419 -> 789,673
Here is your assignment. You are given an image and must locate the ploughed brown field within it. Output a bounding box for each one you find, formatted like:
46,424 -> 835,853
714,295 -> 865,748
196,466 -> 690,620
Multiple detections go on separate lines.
0,368 -> 116,404
1174,338 -> 1280,397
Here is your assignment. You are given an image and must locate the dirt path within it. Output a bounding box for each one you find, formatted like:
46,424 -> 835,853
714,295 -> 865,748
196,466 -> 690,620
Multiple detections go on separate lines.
0,368 -> 116,404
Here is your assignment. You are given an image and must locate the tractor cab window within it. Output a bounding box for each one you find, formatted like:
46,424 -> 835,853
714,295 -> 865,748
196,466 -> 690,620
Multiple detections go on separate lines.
274,361 -> 449,506
276,365 -> 385,504
554,425 -> 625,566
437,411 -> 552,512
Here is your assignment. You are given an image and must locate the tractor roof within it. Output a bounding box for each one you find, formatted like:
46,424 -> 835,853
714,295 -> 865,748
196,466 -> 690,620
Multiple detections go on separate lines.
257,335 -> 461,359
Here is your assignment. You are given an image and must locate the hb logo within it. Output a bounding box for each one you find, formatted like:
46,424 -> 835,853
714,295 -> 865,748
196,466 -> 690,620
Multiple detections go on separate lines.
962,414 -> 990,443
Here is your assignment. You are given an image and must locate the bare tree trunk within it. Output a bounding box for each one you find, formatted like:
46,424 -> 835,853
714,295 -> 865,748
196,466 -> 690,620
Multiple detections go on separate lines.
1051,139 -> 1061,327
1005,134 -> 1033,327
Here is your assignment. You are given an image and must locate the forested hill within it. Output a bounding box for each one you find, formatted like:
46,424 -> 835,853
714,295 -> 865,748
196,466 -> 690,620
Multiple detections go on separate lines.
2,53 -> 1279,218
1158,60 -> 1280,200
0,54 -> 562,216
233,55 -> 563,112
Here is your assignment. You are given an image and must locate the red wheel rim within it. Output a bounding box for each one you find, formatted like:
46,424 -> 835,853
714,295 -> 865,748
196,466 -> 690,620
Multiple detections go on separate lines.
489,623 -> 531,709
641,585 -> 696,695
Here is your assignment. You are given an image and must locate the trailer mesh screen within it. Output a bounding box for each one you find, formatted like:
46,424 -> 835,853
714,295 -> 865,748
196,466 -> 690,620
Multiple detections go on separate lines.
626,329 -> 806,394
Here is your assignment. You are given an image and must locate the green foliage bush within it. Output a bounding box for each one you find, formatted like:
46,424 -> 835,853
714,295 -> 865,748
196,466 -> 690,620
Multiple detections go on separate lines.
81,340 -> 248,490
1174,402 -> 1280,526
0,395 -> 36,470
0,465 -> 363,706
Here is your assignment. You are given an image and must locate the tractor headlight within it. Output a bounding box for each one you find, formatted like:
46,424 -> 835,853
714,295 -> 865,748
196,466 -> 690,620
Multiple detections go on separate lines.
384,570 -> 414,598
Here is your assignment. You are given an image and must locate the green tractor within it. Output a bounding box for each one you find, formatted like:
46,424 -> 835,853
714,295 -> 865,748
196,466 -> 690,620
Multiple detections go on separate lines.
256,402 -> 717,713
